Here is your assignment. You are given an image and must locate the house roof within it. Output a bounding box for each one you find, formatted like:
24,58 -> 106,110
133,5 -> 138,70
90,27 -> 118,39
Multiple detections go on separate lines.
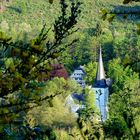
74,66 -> 85,74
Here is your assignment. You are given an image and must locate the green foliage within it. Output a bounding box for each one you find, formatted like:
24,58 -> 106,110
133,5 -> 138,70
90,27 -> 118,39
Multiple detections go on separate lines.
26,78 -> 81,127
0,1 -> 81,139
0,0 -> 81,99
113,32 -> 140,72
24,77 -> 82,140
84,62 -> 97,85
55,127 -> 83,140
103,117 -> 129,139
1,0 -> 140,139
60,30 -> 97,72
0,77 -> 82,139
77,108 -> 103,140
77,86 -> 103,140
83,86 -> 96,110
107,58 -> 140,139
0,0 -> 123,33
107,58 -> 139,92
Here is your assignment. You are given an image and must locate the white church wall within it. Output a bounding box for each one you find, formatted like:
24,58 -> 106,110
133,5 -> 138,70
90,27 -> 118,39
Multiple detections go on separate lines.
93,87 -> 109,121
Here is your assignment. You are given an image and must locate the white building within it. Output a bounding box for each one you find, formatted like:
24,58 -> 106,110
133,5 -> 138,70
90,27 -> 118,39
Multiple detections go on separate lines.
70,66 -> 86,88
66,67 -> 86,114
65,94 -> 83,116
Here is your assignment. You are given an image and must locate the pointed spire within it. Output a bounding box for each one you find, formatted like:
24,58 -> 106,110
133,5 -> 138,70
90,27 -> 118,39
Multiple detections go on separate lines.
94,47 -> 107,88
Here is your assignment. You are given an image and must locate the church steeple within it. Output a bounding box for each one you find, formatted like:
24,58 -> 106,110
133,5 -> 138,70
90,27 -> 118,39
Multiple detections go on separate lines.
94,47 -> 107,88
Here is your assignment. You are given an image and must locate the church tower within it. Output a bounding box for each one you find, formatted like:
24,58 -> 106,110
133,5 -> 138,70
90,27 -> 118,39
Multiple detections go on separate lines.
93,47 -> 109,122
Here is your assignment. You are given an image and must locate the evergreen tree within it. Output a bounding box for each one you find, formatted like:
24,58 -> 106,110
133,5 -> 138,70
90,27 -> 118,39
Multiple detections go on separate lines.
0,0 -> 81,138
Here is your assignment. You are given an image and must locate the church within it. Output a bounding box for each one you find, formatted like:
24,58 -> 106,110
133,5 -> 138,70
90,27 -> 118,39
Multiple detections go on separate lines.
93,47 -> 109,122
69,47 -> 109,121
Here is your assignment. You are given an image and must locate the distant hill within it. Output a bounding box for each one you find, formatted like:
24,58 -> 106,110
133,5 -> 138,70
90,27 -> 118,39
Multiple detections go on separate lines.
0,0 -> 126,35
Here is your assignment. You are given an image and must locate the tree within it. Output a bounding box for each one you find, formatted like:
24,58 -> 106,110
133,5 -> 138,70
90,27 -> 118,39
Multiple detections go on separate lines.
59,31 -> 97,72
84,62 -> 97,85
77,86 -> 103,140
107,58 -> 139,93
106,58 -> 140,139
0,77 -> 82,139
103,117 -> 129,139
23,78 -> 82,140
38,64 -> 69,81
83,86 -> 97,110
0,0 -> 81,135
49,64 -> 69,80
113,31 -> 140,74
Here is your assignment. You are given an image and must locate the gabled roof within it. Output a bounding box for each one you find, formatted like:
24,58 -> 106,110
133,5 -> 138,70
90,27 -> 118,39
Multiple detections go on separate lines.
74,66 -> 85,74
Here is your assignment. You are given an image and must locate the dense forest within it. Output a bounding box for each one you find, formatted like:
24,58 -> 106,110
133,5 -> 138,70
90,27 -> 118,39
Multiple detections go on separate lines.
0,0 -> 140,139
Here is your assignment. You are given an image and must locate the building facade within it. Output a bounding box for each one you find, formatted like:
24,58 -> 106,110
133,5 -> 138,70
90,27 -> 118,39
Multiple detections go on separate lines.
70,66 -> 86,88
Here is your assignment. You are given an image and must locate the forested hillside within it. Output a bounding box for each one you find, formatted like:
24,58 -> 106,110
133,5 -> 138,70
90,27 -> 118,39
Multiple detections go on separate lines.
1,0 -> 123,30
1,0 -> 136,35
0,0 -> 140,139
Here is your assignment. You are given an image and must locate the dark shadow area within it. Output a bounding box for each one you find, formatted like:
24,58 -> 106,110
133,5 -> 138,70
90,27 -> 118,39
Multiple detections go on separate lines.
72,93 -> 84,102
102,42 -> 115,62
53,121 -> 76,130
111,5 -> 140,21
7,6 -> 22,13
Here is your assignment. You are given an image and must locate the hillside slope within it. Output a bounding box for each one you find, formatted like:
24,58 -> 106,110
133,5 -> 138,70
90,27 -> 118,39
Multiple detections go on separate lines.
0,0 -> 125,35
